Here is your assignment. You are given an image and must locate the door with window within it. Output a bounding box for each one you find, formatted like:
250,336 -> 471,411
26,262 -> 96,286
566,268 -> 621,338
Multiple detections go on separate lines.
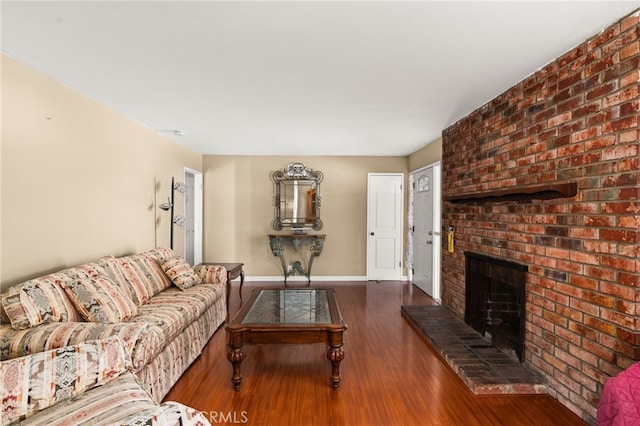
413,168 -> 434,295
412,163 -> 441,300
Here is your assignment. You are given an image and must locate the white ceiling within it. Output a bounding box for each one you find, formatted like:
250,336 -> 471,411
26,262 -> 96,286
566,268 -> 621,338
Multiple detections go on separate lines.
2,1 -> 638,156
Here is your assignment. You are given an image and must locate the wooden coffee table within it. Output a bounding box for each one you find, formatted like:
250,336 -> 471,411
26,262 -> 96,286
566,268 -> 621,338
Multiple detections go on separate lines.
225,288 -> 347,391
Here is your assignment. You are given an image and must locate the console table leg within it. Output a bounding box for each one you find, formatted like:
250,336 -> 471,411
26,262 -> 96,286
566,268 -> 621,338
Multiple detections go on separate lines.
306,238 -> 323,284
227,345 -> 245,391
306,253 -> 318,284
225,275 -> 231,321
277,251 -> 289,285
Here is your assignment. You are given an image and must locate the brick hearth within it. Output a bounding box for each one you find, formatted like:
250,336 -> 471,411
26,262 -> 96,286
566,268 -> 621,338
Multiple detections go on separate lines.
401,305 -> 546,395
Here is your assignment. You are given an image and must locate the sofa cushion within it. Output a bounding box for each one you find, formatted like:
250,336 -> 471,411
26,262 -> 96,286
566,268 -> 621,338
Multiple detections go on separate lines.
159,256 -> 202,290
61,276 -> 138,323
0,336 -> 130,424
133,284 -> 223,346
116,252 -> 172,305
0,320 -> 160,372
11,372 -> 211,426
13,370 -> 161,426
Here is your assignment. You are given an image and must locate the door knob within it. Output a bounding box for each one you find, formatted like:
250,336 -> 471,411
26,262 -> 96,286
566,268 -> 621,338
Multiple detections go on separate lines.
427,241 -> 433,245
370,232 -> 375,236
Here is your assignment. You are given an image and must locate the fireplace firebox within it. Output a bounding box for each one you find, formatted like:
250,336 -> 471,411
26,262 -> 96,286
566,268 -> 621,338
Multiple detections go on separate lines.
464,252 -> 527,362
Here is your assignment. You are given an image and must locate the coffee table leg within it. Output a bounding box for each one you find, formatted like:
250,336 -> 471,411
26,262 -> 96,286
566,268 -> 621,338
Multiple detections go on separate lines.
327,331 -> 345,389
227,344 -> 245,391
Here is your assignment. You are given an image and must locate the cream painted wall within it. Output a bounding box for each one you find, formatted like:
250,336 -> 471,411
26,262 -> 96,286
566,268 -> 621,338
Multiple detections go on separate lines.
408,137 -> 442,171
1,54 -> 443,289
202,156 -> 408,278
1,54 -> 202,290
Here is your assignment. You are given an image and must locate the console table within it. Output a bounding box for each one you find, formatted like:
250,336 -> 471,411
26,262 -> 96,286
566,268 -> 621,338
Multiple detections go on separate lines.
268,234 -> 326,284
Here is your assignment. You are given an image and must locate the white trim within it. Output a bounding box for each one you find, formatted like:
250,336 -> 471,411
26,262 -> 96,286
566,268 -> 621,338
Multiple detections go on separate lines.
432,162 -> 441,303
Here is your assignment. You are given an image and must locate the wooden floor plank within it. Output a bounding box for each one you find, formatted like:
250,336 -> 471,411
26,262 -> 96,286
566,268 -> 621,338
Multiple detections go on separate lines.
165,281 -> 586,425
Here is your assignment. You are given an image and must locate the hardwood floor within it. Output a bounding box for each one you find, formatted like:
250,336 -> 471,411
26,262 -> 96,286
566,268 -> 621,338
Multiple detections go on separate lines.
165,281 -> 586,425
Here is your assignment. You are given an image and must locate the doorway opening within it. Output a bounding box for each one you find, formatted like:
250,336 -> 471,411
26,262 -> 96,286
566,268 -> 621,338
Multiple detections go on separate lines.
183,168 -> 203,265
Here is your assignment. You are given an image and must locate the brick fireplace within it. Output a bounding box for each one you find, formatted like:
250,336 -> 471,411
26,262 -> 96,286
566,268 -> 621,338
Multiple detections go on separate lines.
441,10 -> 639,424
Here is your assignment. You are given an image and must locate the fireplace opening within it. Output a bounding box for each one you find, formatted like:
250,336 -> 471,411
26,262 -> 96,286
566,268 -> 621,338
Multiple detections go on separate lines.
464,252 -> 527,362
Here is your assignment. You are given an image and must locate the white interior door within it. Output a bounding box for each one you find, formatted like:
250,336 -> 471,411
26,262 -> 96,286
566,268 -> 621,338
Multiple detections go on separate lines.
367,173 -> 403,281
184,168 -> 203,265
413,168 -> 434,295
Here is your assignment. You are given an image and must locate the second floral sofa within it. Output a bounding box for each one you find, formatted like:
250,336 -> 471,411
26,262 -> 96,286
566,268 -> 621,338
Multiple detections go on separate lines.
1,336 -> 212,425
0,247 -> 227,402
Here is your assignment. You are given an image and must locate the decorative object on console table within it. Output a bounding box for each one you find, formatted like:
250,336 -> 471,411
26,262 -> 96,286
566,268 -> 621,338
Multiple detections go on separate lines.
268,234 -> 325,285
196,263 -> 244,315
158,176 -> 187,250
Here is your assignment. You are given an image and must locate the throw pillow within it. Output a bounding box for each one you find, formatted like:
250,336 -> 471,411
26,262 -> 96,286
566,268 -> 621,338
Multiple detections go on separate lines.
62,276 -> 138,323
150,246 -> 174,260
98,255 -> 136,300
115,253 -> 172,305
159,256 -> 202,290
2,284 -> 31,329
14,276 -> 82,328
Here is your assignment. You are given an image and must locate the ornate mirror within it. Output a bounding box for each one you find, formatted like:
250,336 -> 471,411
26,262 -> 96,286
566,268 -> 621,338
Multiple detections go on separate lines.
272,163 -> 323,231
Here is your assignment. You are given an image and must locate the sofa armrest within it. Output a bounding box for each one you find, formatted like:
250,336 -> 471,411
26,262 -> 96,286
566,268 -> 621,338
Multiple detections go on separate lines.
0,336 -> 130,424
193,264 -> 228,286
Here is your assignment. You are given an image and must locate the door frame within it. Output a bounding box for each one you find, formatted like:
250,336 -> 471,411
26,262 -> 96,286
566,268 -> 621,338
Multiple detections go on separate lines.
410,162 -> 441,302
183,167 -> 203,265
366,172 -> 404,281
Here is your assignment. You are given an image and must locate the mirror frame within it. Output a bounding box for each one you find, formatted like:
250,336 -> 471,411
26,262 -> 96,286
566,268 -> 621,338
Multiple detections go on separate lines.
272,163 -> 323,231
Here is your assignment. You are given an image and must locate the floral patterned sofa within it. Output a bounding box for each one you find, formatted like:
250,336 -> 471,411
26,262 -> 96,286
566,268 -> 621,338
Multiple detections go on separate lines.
1,336 -> 211,425
0,247 -> 227,403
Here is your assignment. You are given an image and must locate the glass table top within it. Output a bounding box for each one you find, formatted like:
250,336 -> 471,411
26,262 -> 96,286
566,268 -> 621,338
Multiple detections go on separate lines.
242,289 -> 331,324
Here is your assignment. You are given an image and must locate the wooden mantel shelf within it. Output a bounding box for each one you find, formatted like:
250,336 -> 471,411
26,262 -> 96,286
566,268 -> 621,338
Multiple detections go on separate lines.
444,182 -> 577,203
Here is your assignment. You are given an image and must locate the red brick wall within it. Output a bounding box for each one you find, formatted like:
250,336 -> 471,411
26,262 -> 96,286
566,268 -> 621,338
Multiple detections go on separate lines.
441,10 -> 639,423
